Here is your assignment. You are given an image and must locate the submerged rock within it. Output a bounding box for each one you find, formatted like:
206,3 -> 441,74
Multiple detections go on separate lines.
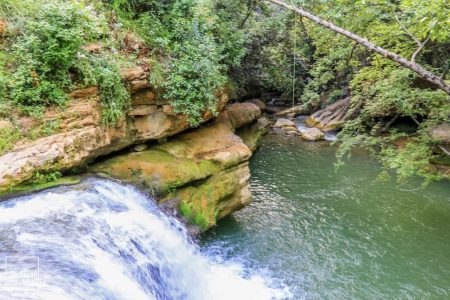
301,128 -> 325,141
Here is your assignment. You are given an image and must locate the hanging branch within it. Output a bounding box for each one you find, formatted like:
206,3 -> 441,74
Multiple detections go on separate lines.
266,0 -> 450,95
394,14 -> 431,63
345,42 -> 358,67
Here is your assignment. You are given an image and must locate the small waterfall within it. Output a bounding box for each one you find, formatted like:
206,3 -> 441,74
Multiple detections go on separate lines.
0,179 -> 288,300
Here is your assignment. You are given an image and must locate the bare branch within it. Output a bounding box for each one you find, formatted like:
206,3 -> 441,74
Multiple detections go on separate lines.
394,14 -> 421,46
266,0 -> 450,95
411,33 -> 430,63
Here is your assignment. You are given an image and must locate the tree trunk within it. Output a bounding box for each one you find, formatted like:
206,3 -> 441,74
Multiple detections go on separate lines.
267,0 -> 450,95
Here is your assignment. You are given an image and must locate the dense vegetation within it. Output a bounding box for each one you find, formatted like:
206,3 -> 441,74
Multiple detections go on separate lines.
0,0 -> 449,182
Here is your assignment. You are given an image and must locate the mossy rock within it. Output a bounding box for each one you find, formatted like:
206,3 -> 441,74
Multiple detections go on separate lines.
89,148 -> 221,194
0,176 -> 81,199
165,163 -> 249,229
237,117 -> 269,151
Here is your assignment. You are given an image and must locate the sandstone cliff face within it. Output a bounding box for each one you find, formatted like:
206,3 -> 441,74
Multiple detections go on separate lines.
0,62 -> 265,229
90,103 -> 262,229
0,67 -> 228,192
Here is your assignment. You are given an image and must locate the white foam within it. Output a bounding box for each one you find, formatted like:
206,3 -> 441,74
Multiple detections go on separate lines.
0,179 -> 289,299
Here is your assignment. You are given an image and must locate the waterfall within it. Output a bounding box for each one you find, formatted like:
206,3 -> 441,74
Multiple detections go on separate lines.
0,178 -> 289,300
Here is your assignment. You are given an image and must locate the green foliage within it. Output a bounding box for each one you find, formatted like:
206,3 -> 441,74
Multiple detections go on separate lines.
39,119 -> 61,136
8,1 -> 99,111
287,0 -> 450,182
161,31 -> 226,126
1,0 -> 129,125
31,171 -> 63,184
0,126 -> 21,155
1,0 -> 448,183
379,136 -> 444,184
113,0 -> 246,125
77,54 -> 130,125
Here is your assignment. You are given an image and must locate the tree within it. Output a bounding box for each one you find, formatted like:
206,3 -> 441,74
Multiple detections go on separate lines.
266,0 -> 450,95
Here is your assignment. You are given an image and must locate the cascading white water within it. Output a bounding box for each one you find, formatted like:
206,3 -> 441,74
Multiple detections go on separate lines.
0,178 -> 289,300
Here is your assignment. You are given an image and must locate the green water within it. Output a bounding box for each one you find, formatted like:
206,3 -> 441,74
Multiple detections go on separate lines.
202,133 -> 450,299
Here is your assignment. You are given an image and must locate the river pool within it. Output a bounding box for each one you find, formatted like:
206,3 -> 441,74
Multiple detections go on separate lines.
202,132 -> 450,299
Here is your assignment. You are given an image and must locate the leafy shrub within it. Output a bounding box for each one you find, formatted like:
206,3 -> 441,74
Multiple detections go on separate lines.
160,23 -> 227,125
3,0 -> 128,124
113,0 -> 245,125
0,126 -> 21,155
8,1 -> 98,111
77,54 -> 130,125
31,171 -> 62,184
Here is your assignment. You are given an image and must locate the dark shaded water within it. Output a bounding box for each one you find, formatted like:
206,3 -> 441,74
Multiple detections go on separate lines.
202,133 -> 450,299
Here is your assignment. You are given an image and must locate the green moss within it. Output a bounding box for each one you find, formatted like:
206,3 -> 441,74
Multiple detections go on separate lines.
179,200 -> 210,229
167,168 -> 241,229
89,148 -> 221,194
236,121 -> 268,151
0,175 -> 81,198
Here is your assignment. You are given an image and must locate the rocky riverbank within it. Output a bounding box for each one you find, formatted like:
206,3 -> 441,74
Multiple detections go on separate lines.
90,103 -> 265,229
0,59 -> 268,230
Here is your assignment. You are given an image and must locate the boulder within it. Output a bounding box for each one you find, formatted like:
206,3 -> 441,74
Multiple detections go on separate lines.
0,125 -> 132,190
248,99 -> 266,111
237,117 -> 269,151
274,118 -> 295,128
275,105 -> 308,117
170,162 -> 251,229
132,111 -> 190,141
431,124 -> 450,145
90,107 -> 260,229
281,125 -> 298,132
301,128 -> 325,141
89,102 -> 262,229
214,102 -> 261,130
306,97 -> 350,132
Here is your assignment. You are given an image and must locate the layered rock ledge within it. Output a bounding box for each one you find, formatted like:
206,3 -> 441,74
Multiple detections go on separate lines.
90,103 -> 263,229
0,67 -> 227,191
